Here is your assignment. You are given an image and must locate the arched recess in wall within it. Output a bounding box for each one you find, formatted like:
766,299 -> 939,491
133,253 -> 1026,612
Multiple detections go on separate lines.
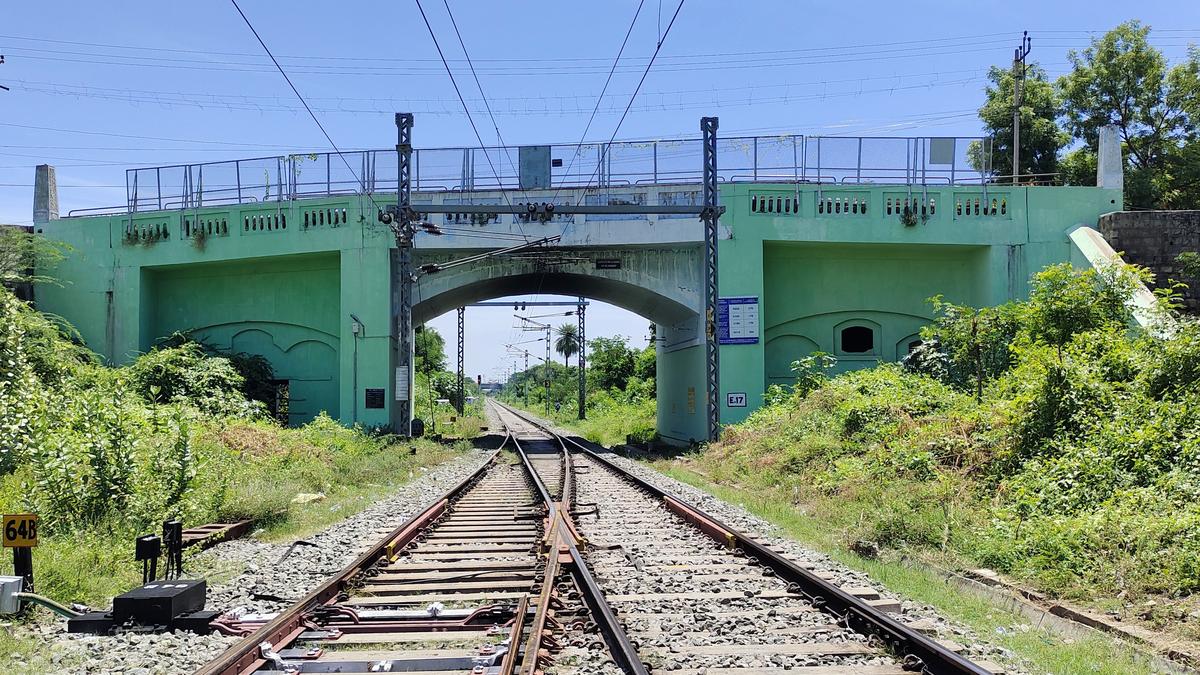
188,322 -> 341,425
895,332 -> 923,356
764,334 -> 819,386
833,318 -> 882,359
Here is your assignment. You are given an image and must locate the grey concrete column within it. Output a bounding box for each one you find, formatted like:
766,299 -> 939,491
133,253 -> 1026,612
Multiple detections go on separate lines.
34,164 -> 58,222
1097,125 -> 1123,190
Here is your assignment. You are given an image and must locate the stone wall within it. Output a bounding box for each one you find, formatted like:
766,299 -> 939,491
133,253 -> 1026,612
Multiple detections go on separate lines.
1099,211 -> 1200,312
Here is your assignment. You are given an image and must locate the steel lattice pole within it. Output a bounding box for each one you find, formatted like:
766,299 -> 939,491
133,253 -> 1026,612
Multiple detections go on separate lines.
577,297 -> 586,420
456,306 -> 465,414
701,116 -> 721,443
395,113 -> 415,436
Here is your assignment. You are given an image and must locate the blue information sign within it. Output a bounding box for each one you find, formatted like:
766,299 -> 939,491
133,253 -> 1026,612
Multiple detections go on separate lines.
717,296 -> 759,345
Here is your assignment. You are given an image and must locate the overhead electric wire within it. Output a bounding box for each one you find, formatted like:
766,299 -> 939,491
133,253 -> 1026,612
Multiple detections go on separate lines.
573,0 -> 687,207
228,0 -> 377,211
439,0 -> 525,202
4,31 -> 1197,71
551,0 -> 647,202
412,0 -> 526,241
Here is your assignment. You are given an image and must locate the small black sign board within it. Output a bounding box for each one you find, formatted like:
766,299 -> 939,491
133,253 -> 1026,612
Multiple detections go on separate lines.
595,258 -> 621,270
365,388 -> 385,409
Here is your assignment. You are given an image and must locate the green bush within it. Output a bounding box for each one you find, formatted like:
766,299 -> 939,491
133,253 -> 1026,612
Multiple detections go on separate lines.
689,261 -> 1200,610
126,342 -> 262,417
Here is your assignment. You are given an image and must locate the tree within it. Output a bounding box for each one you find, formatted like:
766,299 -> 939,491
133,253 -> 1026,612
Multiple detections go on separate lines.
1057,22 -> 1200,208
972,63 -> 1067,181
0,226 -> 68,287
554,323 -> 579,366
414,326 -> 446,375
587,336 -> 635,391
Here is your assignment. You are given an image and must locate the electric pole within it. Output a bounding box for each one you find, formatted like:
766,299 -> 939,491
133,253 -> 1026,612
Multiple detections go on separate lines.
456,306 -> 465,414
577,297 -> 586,420
394,113 -> 416,436
1011,31 -> 1031,185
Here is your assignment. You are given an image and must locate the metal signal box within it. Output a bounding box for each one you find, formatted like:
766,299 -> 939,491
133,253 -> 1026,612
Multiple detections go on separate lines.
112,579 -> 206,627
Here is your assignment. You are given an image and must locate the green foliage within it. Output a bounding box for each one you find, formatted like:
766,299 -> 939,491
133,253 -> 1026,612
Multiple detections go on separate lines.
554,323 -> 579,366
126,342 -> 262,417
0,288 -> 465,612
0,226 -> 69,285
414,325 -> 447,375
0,292 -> 43,474
1056,21 -> 1200,208
791,351 -> 837,397
1057,147 -> 1098,186
972,63 -> 1067,180
1024,263 -> 1138,350
908,298 -> 1023,393
587,336 -> 637,391
1177,251 -> 1200,279
693,262 -> 1200,622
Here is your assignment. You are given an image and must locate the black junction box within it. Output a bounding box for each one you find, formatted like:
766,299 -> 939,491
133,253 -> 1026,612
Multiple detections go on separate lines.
112,579 -> 206,627
67,611 -> 116,634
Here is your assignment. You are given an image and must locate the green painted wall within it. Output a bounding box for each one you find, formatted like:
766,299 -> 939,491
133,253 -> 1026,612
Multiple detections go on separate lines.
147,254 -> 341,424
35,196 -> 397,427
656,343 -> 706,444
33,180 -> 1121,437
715,183 -> 1122,425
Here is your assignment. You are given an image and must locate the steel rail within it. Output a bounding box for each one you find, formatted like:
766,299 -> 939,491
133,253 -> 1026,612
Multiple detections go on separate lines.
495,402 -> 650,675
193,448 -> 502,675
493,401 -> 992,675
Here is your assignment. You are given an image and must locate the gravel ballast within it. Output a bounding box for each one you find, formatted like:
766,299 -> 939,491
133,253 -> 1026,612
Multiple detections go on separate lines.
17,449 -> 492,675
592,449 -> 1020,671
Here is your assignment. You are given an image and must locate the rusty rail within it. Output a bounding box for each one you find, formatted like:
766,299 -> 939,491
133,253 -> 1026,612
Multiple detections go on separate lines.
194,450 -> 501,675
493,401 -> 992,675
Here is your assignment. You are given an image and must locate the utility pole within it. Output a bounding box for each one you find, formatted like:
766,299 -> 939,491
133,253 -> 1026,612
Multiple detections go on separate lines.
701,116 -> 721,443
394,113 -> 416,435
577,297 -> 586,420
516,315 -> 552,416
456,306 -> 465,414
1011,31 -> 1031,185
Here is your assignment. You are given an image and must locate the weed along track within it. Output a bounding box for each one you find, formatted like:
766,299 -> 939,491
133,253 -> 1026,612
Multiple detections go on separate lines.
192,400 -> 997,675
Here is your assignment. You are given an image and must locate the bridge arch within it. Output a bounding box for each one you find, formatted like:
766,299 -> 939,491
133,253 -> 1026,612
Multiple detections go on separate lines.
412,251 -> 708,445
414,271 -> 697,326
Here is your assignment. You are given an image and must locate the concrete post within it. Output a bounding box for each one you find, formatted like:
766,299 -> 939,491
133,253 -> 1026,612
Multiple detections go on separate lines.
1097,125 -> 1123,190
34,165 -> 58,222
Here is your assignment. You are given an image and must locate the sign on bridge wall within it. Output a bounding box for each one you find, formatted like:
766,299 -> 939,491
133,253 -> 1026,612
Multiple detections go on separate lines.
717,296 -> 759,344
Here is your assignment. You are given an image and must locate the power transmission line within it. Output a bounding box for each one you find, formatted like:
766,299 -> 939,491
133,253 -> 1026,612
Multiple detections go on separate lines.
439,0 -> 523,198
229,0 -> 372,205
5,30 -> 1196,67
552,0 -> 647,201
16,38 -> 1195,76
574,0 -> 687,205
412,0 -> 524,238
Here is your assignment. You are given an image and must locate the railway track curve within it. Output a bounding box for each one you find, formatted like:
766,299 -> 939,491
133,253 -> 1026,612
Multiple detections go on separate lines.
191,399 -> 995,675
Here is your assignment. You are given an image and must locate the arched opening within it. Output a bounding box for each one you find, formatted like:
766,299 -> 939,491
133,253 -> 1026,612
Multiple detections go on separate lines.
415,271 -> 705,445
414,271 -> 697,327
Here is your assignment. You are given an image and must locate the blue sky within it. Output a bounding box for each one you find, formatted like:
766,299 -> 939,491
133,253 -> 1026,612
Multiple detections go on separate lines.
3,1 -> 1198,381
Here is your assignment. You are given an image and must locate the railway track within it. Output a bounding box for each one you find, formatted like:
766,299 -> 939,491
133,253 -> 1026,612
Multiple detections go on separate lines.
193,399 -> 997,675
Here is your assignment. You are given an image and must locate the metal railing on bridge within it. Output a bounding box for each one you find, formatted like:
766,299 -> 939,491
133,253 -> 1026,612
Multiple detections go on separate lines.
123,134 -> 995,213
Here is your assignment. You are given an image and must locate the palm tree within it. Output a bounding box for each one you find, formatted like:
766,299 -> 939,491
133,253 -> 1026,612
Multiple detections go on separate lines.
554,323 -> 579,367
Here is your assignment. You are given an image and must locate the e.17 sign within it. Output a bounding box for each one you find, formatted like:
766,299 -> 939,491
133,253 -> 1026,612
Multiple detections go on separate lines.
726,392 -> 748,408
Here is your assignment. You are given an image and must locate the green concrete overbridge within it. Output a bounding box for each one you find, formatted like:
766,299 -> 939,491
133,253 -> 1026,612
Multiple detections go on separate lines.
32,130 -> 1127,444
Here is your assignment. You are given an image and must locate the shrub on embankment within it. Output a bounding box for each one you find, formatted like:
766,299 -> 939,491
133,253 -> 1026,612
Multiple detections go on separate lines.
691,263 -> 1200,633
0,287 -> 453,606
